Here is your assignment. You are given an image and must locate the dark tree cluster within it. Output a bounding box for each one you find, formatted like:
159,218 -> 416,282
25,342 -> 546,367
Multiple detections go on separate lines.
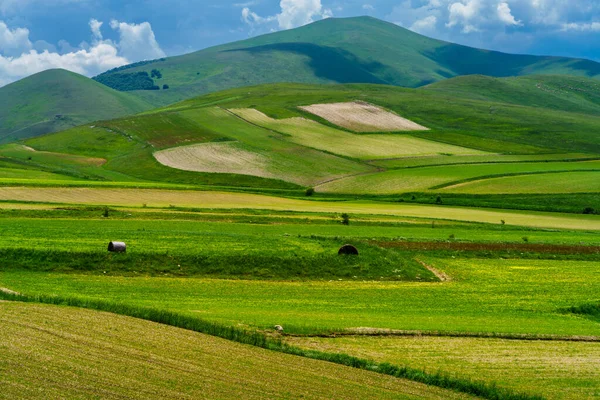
94,71 -> 159,91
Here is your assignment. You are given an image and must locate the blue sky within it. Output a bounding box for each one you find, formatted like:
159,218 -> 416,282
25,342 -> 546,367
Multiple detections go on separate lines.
0,0 -> 599,86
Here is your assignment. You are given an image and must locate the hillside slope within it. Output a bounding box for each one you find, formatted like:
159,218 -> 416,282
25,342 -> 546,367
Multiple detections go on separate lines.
424,74 -> 600,115
0,69 -> 152,143
94,16 -> 600,106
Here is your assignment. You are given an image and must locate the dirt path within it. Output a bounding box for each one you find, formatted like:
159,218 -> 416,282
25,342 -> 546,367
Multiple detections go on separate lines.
414,258 -> 452,282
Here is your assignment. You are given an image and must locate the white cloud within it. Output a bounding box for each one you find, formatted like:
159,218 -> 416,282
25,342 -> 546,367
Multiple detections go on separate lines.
561,22 -> 600,32
0,21 -> 32,56
110,20 -> 166,61
362,4 -> 375,11
497,2 -> 522,26
0,18 -> 165,87
242,0 -> 332,31
447,0 -> 481,33
89,18 -> 103,41
411,16 -> 438,34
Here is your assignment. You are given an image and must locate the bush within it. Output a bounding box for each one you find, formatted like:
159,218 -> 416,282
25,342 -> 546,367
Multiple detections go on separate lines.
151,69 -> 162,79
341,213 -> 350,225
522,236 -> 529,243
305,188 -> 314,196
162,84 -> 170,90
583,207 -> 596,214
435,196 -> 443,204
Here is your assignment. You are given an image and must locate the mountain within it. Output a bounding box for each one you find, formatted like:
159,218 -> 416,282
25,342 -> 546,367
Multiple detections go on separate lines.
0,69 -> 152,144
94,16 -> 600,107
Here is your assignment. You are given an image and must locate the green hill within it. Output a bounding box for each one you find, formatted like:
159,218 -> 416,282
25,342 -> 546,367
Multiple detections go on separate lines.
0,69 -> 153,144
424,74 -> 600,115
93,16 -> 600,106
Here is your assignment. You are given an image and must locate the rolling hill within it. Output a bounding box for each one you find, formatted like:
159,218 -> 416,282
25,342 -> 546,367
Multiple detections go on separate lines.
94,16 -> 600,106
424,74 -> 600,115
0,69 -> 152,144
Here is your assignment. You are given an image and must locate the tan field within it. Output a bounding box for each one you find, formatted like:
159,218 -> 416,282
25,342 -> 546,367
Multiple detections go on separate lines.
154,142 -> 272,179
299,101 -> 429,132
0,302 -> 472,399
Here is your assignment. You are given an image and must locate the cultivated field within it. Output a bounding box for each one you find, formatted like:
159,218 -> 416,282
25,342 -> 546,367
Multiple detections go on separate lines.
317,160 -> 600,194
154,142 -> 273,179
299,101 -> 429,132
1,302 -> 469,399
0,187 -> 599,229
288,336 -> 600,399
231,108 -> 486,159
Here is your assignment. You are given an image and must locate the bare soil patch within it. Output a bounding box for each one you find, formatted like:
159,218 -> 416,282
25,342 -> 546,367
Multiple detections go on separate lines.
300,101 -> 428,132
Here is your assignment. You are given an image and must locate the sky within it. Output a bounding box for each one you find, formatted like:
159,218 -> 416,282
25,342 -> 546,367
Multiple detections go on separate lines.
0,0 -> 599,87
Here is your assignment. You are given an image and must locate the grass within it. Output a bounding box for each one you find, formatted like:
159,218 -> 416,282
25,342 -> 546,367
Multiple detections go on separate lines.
318,161 -> 600,194
287,335 -> 600,400
0,69 -> 152,143
1,302 -> 477,400
0,187 -> 599,230
231,108 -> 486,159
440,171 -> 600,194
3,256 -> 600,337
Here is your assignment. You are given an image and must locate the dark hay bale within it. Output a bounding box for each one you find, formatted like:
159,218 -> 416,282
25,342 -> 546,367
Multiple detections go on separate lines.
108,241 -> 126,253
338,244 -> 359,256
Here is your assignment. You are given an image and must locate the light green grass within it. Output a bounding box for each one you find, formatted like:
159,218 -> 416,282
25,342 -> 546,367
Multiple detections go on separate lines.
2,258 -> 599,337
0,187 -> 599,230
0,302 -> 468,400
318,161 -> 600,194
442,171 -> 600,194
372,153 -> 597,169
288,336 -> 600,400
231,108 -> 488,159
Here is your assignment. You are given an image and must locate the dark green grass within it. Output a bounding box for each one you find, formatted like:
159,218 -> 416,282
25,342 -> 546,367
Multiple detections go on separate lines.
0,291 -> 544,400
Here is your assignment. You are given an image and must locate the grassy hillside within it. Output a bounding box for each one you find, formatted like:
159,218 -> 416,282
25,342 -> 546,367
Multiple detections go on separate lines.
425,74 -> 600,115
0,81 -> 598,214
93,16 -> 600,107
0,69 -> 152,143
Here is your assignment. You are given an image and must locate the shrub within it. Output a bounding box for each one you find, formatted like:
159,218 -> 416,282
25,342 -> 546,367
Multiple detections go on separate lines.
305,188 -> 314,196
583,207 -> 596,214
162,84 -> 170,90
522,236 -> 529,243
341,213 -> 350,225
435,196 -> 442,204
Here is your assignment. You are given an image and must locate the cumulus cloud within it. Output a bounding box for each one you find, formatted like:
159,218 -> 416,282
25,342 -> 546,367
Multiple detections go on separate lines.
447,0 -> 481,33
497,2 -> 521,26
0,18 -> 165,87
242,0 -> 332,31
411,16 -> 438,34
110,20 -> 166,61
0,21 -> 32,56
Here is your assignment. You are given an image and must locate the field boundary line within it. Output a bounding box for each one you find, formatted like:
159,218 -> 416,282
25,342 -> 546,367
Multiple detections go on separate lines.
431,169 -> 600,190
285,328 -> 600,343
0,290 -> 545,400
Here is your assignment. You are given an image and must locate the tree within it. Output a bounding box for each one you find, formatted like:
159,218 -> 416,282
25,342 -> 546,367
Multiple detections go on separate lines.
162,84 -> 170,90
305,188 -> 314,196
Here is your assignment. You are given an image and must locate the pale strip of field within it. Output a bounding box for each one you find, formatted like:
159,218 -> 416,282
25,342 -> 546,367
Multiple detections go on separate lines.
231,108 -> 487,159
0,187 -> 598,230
441,171 -> 600,194
288,336 -> 600,400
299,101 -> 428,132
0,143 -> 106,166
154,142 -> 273,179
0,302 -> 469,400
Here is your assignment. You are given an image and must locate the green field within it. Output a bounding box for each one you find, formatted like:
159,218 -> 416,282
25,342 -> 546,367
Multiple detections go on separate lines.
288,336 -> 600,400
1,302 -> 473,399
317,161 -> 600,194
